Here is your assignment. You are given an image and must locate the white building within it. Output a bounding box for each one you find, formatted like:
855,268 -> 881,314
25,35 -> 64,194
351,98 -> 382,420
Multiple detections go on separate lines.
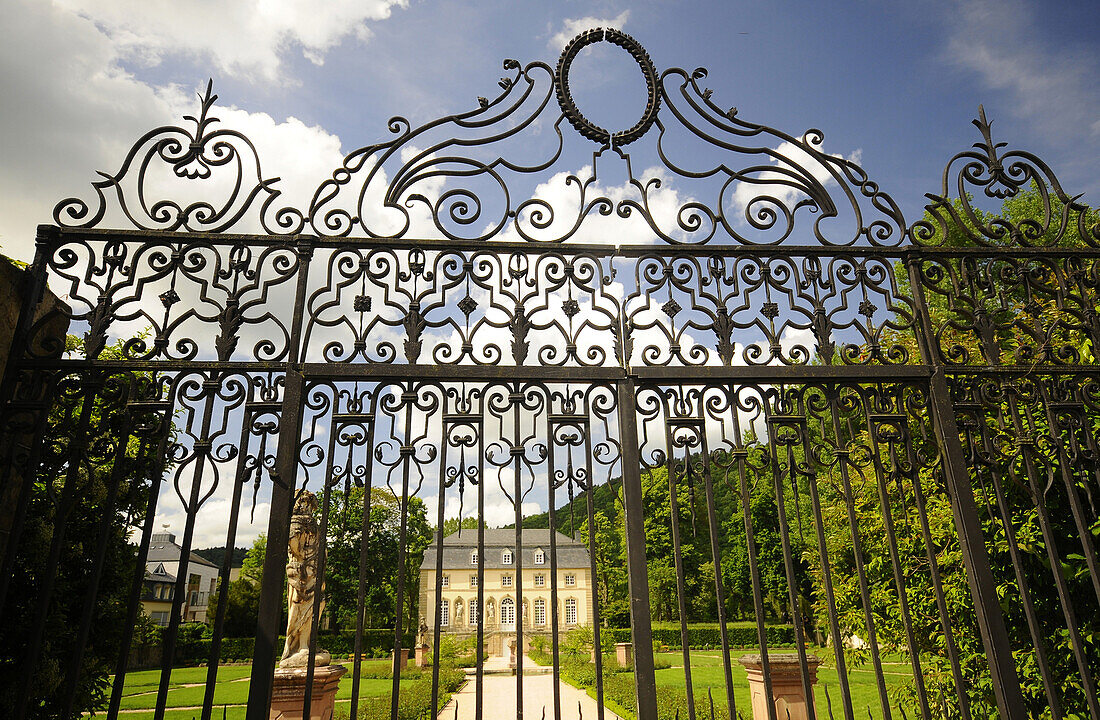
142,531 -> 220,624
419,529 -> 592,655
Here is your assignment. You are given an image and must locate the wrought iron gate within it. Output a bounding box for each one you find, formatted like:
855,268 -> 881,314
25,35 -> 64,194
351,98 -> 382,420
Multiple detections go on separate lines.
1,28 -> 1098,720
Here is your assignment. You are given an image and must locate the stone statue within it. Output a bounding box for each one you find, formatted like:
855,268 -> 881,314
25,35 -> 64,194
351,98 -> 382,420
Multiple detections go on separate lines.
417,621 -> 429,647
280,490 -> 329,668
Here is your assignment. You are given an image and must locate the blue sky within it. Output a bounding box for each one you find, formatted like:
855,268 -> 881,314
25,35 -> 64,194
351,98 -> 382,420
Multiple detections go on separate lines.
2,0 -> 1098,544
2,0 -> 1099,261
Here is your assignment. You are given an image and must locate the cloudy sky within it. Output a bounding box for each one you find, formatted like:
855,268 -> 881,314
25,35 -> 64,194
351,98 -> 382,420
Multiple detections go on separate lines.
3,0 -> 1098,544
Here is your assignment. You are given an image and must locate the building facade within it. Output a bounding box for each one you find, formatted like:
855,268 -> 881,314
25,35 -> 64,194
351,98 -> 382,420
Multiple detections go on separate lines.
142,531 -> 220,624
419,529 -> 592,656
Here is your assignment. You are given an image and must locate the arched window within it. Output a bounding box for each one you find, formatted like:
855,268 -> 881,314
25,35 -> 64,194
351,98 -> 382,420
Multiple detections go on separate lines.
500,597 -> 515,626
439,599 -> 449,627
534,598 -> 546,625
565,598 -> 577,625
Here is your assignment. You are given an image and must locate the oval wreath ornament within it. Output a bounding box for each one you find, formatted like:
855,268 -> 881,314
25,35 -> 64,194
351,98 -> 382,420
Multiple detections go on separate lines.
555,28 -> 661,147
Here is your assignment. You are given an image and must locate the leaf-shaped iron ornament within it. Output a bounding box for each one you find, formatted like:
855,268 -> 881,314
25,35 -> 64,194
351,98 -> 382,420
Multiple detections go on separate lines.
54,80 -> 293,234
50,35 -> 1097,250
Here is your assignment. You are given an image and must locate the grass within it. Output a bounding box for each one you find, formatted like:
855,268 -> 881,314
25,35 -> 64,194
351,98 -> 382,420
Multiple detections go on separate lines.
98,663 -> 408,719
650,649 -> 912,718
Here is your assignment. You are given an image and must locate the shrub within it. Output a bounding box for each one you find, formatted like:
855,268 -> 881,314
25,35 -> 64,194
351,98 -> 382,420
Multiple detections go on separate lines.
339,665 -> 465,720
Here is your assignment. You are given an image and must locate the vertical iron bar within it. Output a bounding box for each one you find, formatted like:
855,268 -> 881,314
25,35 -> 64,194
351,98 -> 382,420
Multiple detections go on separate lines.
764,406 -> 816,720
245,369 -> 305,719
14,370 -> 102,720
615,377 -> 657,720
247,237 -> 313,720
730,408 -> 778,720
0,226 -> 54,580
581,409 -> 606,720
696,415 -> 738,720
154,374 -> 223,720
201,398 -> 253,720
547,406 -> 563,720
907,254 -> 1026,719
106,389 -> 176,718
350,395 -> 377,720
59,380 -> 136,719
389,382 -> 415,720
512,386 -> 525,720
431,411 -> 450,719
975,403 -> 1063,718
665,424 -> 697,720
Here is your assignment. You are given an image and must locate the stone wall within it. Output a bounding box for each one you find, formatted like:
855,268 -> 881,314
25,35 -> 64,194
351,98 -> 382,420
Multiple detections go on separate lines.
0,257 -> 70,561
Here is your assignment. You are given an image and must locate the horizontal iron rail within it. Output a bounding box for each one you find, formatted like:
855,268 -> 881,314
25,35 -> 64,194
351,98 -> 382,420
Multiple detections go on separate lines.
38,225 -> 1100,259
8,360 -> 943,382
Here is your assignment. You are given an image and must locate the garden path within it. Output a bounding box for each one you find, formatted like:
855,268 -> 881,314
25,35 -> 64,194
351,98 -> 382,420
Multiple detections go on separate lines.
439,656 -> 623,720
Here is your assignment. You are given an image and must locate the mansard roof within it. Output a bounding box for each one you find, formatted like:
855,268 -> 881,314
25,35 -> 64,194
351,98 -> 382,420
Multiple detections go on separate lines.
421,529 -> 589,570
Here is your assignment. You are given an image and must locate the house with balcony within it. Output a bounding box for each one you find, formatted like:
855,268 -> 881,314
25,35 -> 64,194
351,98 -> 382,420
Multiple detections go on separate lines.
142,531 -> 220,624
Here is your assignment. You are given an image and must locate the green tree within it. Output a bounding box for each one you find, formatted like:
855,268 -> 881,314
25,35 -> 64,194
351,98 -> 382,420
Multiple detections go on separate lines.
324,486 -> 432,633
0,338 -> 167,718
207,534 -> 266,638
579,504 -> 629,626
808,183 -> 1100,716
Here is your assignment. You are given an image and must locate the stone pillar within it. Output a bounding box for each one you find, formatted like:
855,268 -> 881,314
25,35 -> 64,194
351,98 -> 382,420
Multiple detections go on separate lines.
392,648 -> 408,672
415,643 -> 429,667
269,664 -> 347,720
738,653 -> 821,720
615,642 -> 633,667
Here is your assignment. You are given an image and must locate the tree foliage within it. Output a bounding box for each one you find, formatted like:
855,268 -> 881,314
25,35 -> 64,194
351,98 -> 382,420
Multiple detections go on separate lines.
0,338 -> 166,718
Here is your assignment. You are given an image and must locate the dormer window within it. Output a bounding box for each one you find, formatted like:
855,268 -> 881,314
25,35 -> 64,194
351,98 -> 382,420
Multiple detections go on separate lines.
502,549 -> 513,565
534,549 -> 545,565
471,551 -> 478,565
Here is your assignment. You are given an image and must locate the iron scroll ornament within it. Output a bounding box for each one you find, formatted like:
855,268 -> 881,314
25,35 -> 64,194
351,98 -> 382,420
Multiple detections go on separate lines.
554,27 -> 661,147
48,29 -> 1096,248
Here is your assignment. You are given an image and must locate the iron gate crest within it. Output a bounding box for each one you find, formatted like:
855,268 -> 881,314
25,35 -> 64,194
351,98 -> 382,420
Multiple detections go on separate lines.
1,27 -> 1098,720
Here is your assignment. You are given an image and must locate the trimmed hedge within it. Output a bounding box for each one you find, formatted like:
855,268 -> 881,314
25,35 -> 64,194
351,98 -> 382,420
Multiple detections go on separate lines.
608,622 -> 795,649
147,629 -> 414,667
337,665 -> 465,720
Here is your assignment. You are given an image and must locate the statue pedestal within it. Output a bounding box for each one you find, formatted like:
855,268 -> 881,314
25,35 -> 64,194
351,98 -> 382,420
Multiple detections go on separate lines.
415,643 -> 430,667
738,653 -> 821,720
269,664 -> 347,720
615,642 -> 633,667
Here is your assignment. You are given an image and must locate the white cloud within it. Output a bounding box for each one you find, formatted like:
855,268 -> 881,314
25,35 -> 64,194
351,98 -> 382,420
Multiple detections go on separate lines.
55,0 -> 409,82
728,141 -> 854,224
550,10 -> 631,49
500,161 -> 698,245
0,0 -> 350,261
944,0 -> 1100,139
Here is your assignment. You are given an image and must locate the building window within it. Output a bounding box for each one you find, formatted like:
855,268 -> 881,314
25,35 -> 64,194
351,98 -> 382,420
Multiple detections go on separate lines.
502,549 -> 513,565
565,573 -> 576,586
502,574 -> 513,588
534,573 -> 545,587
534,549 -> 545,564
151,611 -> 169,626
501,598 -> 515,626
441,574 -> 449,587
565,598 -> 577,625
469,599 -> 479,625
534,598 -> 546,625
470,574 -> 478,587
439,600 -> 449,627
471,551 -> 478,565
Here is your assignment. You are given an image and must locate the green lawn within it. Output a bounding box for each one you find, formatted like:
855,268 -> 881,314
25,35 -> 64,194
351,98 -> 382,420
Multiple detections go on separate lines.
99,663 -> 408,719
650,649 -> 912,717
